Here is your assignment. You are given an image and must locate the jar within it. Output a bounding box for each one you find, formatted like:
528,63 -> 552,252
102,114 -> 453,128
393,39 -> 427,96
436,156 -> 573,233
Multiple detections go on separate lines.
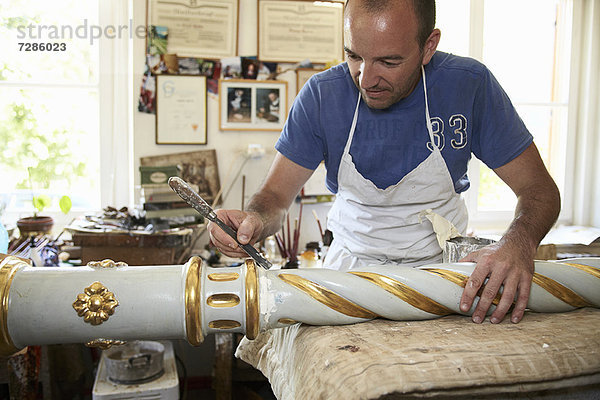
300,242 -> 321,268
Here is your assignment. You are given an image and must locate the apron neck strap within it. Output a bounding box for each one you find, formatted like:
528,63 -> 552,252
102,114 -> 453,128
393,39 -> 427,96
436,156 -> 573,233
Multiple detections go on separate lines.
421,65 -> 436,146
344,92 -> 362,154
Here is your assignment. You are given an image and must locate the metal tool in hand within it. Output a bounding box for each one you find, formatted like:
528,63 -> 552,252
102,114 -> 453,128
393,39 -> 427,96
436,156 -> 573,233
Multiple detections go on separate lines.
168,176 -> 272,269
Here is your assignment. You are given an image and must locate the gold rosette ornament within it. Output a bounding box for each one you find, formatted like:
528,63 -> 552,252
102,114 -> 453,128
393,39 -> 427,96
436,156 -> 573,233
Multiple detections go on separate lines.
72,282 -> 119,325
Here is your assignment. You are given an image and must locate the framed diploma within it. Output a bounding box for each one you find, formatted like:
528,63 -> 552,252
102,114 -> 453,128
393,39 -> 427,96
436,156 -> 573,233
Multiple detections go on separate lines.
148,0 -> 239,58
219,79 -> 288,132
156,75 -> 207,144
258,0 -> 344,63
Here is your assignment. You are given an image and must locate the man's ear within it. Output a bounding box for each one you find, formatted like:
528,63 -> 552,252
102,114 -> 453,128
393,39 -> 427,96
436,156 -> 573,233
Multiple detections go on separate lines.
422,28 -> 441,65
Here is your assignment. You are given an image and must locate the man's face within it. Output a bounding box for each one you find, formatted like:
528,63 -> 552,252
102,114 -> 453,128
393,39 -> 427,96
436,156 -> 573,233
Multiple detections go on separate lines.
344,0 -> 425,110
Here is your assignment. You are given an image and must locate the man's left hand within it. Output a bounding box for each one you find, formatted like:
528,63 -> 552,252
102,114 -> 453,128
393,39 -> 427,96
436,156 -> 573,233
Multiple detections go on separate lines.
459,240 -> 534,324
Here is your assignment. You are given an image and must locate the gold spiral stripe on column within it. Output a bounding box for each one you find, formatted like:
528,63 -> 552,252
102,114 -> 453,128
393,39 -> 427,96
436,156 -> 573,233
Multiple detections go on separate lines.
0,257 -> 26,356
350,272 -> 454,316
185,257 -> 203,346
564,263 -> 600,280
245,260 -> 260,340
532,273 -> 593,308
421,268 -> 468,287
423,268 -> 502,306
278,274 -> 378,319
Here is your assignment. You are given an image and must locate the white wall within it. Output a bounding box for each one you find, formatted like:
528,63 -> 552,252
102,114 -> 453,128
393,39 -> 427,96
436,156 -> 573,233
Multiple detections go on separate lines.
131,0 -> 600,250
132,0 -> 328,251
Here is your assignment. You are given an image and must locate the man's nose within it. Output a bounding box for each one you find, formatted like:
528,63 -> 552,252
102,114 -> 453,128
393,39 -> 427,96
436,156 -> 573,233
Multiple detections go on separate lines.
358,62 -> 379,89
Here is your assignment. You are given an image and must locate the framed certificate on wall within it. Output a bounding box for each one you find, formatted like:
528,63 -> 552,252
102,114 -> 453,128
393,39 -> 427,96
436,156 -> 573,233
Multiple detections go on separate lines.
156,75 -> 207,144
258,0 -> 344,63
148,0 -> 239,58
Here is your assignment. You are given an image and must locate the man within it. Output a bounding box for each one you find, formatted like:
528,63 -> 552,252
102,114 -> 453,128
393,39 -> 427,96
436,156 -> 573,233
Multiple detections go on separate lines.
208,0 -> 560,325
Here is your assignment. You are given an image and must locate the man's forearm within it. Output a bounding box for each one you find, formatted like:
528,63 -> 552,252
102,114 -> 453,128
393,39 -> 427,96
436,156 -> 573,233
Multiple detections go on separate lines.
491,143 -> 562,256
500,184 -> 561,255
243,152 -> 315,243
245,188 -> 293,242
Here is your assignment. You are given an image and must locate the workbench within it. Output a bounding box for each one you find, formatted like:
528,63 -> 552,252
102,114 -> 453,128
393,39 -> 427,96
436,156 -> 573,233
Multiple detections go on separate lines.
236,308 -> 600,399
70,226 -> 203,265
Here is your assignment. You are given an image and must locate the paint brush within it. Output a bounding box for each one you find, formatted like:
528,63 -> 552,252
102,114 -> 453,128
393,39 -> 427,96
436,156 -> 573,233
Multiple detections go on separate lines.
275,232 -> 288,259
312,209 -> 324,241
295,202 -> 303,256
286,215 -> 291,258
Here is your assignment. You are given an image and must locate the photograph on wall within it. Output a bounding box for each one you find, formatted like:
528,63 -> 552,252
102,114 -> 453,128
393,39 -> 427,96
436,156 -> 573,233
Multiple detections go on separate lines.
199,59 -> 217,77
147,25 -> 168,55
227,87 -> 251,123
256,87 -> 280,122
138,72 -> 156,114
221,56 -> 242,79
177,57 -> 202,75
219,79 -> 287,131
140,149 -> 221,205
241,57 -> 260,79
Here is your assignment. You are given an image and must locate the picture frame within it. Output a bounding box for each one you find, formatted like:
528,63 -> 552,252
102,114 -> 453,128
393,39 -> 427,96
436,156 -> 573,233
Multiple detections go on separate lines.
140,149 -> 221,205
258,0 -> 344,63
148,0 -> 239,59
156,75 -> 207,144
296,68 -> 324,94
219,79 -> 288,131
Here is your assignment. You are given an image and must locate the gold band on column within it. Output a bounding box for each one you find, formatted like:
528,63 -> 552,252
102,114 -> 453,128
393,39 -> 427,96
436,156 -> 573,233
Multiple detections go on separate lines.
185,256 -> 204,346
245,259 -> 259,340
0,256 -> 28,356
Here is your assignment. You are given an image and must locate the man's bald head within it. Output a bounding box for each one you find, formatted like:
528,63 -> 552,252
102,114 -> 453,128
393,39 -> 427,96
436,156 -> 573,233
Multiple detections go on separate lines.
344,0 -> 436,49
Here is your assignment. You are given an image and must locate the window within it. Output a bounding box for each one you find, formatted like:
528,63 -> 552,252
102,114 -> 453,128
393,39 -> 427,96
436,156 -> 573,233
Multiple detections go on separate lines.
0,0 -> 101,225
436,0 -> 573,231
0,1 -> 133,230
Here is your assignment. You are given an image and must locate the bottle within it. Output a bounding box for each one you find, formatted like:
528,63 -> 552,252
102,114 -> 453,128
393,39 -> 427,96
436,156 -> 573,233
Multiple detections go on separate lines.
263,235 -> 283,264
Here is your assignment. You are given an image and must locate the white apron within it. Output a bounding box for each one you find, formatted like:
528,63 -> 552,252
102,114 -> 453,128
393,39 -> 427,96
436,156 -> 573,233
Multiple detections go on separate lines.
324,67 -> 468,270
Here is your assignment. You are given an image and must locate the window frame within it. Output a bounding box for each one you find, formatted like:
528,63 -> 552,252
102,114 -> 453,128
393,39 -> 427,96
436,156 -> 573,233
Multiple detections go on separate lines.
461,0 -> 577,232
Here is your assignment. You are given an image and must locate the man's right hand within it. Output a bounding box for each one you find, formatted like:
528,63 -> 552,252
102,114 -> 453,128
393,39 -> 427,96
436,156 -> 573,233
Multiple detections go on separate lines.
207,153 -> 315,258
207,209 -> 265,258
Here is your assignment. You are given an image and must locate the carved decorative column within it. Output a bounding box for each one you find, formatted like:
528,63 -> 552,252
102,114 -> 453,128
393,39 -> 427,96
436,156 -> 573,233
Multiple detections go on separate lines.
0,254 -> 598,356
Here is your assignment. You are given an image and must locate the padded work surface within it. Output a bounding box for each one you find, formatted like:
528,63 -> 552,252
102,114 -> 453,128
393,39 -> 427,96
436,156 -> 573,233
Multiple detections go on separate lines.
236,308 -> 600,399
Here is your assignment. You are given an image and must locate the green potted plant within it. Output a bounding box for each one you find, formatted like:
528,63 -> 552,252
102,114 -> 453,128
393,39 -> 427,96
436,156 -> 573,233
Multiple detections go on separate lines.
17,194 -> 72,237
15,167 -> 72,237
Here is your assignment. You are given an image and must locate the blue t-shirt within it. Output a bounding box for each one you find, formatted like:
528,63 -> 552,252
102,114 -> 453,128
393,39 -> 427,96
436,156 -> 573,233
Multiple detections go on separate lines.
275,51 -> 533,194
